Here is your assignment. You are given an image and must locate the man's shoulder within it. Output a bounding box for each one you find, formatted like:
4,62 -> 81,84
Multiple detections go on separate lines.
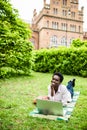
59,84 -> 67,91
60,84 -> 66,88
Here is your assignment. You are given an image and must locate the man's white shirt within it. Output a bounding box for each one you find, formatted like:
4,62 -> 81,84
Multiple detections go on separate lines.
48,84 -> 72,106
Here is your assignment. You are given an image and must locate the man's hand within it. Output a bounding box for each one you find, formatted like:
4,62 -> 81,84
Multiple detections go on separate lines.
42,96 -> 49,100
51,85 -> 54,96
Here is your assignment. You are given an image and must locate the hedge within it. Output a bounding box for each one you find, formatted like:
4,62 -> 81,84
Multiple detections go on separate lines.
33,47 -> 87,77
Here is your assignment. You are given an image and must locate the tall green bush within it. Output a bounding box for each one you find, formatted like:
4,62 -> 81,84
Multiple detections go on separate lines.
0,0 -> 33,78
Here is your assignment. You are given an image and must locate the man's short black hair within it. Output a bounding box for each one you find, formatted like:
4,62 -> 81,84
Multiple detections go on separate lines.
53,72 -> 64,82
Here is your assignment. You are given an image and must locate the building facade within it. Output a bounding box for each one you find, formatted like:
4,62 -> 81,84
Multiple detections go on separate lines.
83,32 -> 87,40
31,0 -> 84,49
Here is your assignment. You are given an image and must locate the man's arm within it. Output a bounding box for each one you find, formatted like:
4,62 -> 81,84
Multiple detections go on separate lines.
51,85 -> 55,96
48,85 -> 55,100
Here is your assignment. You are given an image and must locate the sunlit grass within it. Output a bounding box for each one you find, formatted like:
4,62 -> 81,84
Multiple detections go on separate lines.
0,71 -> 87,130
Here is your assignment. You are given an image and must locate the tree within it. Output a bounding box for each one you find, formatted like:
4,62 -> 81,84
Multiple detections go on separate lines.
0,0 -> 33,78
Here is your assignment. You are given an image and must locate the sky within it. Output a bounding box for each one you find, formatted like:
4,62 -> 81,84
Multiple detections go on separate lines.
10,0 -> 87,31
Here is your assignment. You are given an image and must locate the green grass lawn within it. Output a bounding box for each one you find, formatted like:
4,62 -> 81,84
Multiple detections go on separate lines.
0,71 -> 87,130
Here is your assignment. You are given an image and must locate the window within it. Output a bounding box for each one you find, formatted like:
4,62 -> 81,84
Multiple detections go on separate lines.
56,2 -> 59,4
63,0 -> 67,6
78,26 -> 81,32
31,39 -> 35,46
74,0 -> 77,3
61,23 -> 67,30
62,10 -> 67,16
53,8 -> 58,14
70,38 -> 74,44
53,1 -> 59,5
56,23 -> 58,29
61,36 -> 67,46
74,25 -> 76,32
70,25 -> 76,32
71,12 -> 75,18
52,22 -> 58,29
50,35 -> 58,47
46,21 -> 49,28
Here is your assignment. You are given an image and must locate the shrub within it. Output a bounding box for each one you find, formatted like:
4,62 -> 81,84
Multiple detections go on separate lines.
0,0 -> 33,78
33,47 -> 87,77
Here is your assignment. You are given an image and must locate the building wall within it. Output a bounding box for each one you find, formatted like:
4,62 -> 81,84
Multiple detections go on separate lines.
83,32 -> 87,40
31,0 -> 84,49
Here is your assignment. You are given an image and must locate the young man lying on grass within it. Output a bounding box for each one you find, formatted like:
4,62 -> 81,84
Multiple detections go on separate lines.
33,72 -> 75,106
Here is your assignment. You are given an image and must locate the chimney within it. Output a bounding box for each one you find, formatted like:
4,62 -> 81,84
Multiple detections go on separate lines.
81,6 -> 84,12
44,0 -> 46,6
33,9 -> 37,17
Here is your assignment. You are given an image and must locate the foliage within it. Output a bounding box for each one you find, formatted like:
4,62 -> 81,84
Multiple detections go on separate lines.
0,0 -> 33,78
33,47 -> 87,77
71,39 -> 87,48
0,72 -> 87,130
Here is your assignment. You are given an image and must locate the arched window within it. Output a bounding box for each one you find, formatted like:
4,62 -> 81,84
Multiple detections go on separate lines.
70,37 -> 74,44
50,35 -> 58,47
61,36 -> 67,46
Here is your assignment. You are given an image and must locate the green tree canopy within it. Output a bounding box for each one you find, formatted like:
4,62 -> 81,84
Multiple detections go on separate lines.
0,0 -> 33,78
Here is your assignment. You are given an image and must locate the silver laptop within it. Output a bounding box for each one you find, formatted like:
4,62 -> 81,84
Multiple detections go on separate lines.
36,99 -> 63,116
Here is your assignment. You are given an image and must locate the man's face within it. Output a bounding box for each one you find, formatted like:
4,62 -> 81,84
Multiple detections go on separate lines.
51,75 -> 61,88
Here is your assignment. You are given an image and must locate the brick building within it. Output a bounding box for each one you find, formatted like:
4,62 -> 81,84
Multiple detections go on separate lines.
31,0 -> 84,49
